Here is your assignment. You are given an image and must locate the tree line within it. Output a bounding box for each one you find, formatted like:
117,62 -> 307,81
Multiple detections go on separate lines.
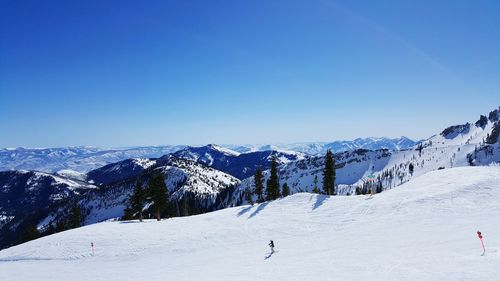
247,149 -> 336,204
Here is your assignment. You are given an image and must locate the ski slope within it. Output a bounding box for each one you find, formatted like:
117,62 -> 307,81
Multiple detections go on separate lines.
1,166 -> 499,281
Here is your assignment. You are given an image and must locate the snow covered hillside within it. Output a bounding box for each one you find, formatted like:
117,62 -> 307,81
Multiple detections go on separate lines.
0,170 -> 97,248
0,170 -> 97,220
227,108 -> 500,205
39,156 -> 240,228
1,166 -> 499,281
0,156 -> 239,249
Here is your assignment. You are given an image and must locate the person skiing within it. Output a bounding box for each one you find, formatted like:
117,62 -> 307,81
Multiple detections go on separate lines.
269,240 -> 275,253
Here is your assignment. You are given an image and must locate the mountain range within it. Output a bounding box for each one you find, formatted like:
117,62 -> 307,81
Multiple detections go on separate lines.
0,106 -> 498,250
0,137 -> 416,173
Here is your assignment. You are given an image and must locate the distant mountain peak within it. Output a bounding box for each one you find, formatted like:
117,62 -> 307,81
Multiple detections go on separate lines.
205,144 -> 240,156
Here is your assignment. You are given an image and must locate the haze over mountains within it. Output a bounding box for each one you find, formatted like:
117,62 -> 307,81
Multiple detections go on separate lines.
0,137 -> 416,173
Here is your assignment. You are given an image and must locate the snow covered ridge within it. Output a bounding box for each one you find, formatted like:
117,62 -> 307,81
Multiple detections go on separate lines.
0,170 -> 97,244
172,144 -> 307,179
86,158 -> 158,185
1,166 -> 499,281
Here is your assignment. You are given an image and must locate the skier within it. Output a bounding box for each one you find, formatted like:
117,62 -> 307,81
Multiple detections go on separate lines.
269,240 -> 275,253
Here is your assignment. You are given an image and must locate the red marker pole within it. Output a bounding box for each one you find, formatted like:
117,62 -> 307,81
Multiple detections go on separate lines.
477,231 -> 486,256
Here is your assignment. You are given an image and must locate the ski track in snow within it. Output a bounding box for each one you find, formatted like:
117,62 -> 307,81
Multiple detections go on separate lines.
1,166 -> 500,281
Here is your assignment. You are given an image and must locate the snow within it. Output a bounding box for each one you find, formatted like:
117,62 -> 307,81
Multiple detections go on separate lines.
132,158 -> 156,169
50,174 -> 97,191
1,166 -> 499,281
208,144 -> 240,156
55,169 -> 87,181
0,215 -> 14,225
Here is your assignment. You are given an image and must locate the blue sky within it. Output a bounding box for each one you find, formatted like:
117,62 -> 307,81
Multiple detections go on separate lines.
1,0 -> 499,147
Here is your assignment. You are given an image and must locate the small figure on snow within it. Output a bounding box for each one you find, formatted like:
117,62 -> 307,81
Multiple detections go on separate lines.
269,240 -> 275,253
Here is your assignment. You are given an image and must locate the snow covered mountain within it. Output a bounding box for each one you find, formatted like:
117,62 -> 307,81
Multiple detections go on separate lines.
1,166 -> 499,281
223,136 -> 417,155
0,170 -> 97,248
225,107 -> 500,206
1,107 -> 497,250
173,144 -> 307,179
68,156 -> 240,227
87,158 -> 158,185
0,156 -> 239,249
0,146 -> 185,173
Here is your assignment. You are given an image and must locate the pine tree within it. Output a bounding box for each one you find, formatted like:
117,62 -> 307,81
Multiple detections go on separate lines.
355,185 -> 363,195
281,182 -> 290,197
149,172 -> 169,221
130,179 -> 145,222
409,163 -> 414,176
69,203 -> 82,229
55,219 -> 66,232
181,194 -> 189,217
266,157 -> 280,200
312,175 -> 320,193
254,167 -> 265,203
122,207 -> 134,221
244,182 -> 254,205
322,150 -> 336,195
21,223 -> 40,243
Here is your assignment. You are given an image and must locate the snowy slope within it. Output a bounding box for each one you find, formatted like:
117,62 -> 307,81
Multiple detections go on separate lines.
1,166 -> 499,281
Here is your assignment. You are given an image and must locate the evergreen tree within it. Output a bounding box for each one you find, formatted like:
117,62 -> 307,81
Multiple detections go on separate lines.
244,182 -> 254,205
46,224 -> 55,235
122,207 -> 134,221
181,194 -> 189,217
266,157 -> 280,200
21,223 -> 40,243
130,179 -> 145,222
149,172 -> 169,221
281,182 -> 290,197
355,185 -> 363,195
409,163 -> 414,176
69,203 -> 82,229
376,181 -> 383,193
322,150 -> 336,195
55,219 -> 66,232
254,167 -> 265,203
312,175 -> 320,193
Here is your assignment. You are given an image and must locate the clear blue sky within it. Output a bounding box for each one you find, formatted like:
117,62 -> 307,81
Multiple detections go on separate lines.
1,0 -> 499,147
